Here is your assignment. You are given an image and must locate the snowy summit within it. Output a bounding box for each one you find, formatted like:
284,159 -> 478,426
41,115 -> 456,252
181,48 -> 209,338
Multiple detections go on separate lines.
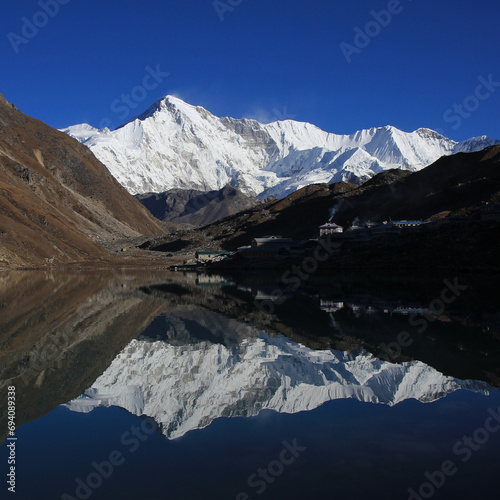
62,96 -> 499,199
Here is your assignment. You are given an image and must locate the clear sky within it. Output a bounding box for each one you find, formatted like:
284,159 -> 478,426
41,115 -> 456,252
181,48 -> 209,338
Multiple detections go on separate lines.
1,0 -> 499,141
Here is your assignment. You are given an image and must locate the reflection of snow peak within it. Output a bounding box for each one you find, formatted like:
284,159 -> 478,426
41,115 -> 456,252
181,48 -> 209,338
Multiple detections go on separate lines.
64,335 -> 490,439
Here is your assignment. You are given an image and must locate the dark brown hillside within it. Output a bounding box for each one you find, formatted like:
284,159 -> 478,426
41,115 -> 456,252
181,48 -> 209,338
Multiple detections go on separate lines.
0,94 -> 165,268
329,145 -> 500,225
209,181 -> 358,249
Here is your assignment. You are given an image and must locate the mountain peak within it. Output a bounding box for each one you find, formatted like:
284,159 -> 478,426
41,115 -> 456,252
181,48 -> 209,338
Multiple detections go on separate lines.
127,94 -> 217,129
62,97 -> 499,198
130,94 -> 179,122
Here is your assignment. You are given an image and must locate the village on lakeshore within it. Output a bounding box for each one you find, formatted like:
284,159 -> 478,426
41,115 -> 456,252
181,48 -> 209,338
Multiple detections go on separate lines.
193,219 -> 426,267
185,203 -> 500,269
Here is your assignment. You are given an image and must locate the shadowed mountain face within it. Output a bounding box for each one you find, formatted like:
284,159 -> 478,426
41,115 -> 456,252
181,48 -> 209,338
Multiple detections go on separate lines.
136,184 -> 262,227
0,95 -> 164,269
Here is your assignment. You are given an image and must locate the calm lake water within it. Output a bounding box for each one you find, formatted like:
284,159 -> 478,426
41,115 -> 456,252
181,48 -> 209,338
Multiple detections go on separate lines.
1,270 -> 500,500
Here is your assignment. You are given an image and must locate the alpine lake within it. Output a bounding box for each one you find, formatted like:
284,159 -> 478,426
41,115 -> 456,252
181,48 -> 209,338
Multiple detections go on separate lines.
1,269 -> 500,500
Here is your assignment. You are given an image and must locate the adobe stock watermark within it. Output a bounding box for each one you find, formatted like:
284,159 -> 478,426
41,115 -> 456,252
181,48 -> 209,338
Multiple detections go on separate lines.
408,405 -> 500,499
339,0 -> 412,64
17,329 -> 72,385
213,0 -> 245,22
236,439 -> 306,499
61,417 -> 158,500
98,65 -> 170,130
6,386 -> 17,494
379,277 -> 467,362
7,0 -> 72,54
443,74 -> 499,131
254,236 -> 340,315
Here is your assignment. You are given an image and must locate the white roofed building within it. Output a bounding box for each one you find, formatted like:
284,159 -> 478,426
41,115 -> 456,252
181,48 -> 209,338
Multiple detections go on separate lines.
319,223 -> 343,237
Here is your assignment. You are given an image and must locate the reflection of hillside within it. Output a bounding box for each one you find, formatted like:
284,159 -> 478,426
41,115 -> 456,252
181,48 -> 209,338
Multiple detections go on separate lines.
0,271 -> 168,443
138,305 -> 259,347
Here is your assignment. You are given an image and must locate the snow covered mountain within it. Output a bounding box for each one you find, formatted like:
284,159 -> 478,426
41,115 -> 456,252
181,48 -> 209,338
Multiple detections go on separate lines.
62,96 -> 499,199
64,334 -> 490,439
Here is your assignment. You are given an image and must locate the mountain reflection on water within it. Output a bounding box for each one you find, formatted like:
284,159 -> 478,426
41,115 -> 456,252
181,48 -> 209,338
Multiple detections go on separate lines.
65,324 -> 491,439
2,270 -> 500,500
1,269 -> 500,441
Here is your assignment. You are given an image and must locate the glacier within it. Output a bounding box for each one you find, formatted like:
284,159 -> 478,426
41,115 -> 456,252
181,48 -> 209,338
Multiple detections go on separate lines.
64,333 -> 491,440
62,96 -> 500,199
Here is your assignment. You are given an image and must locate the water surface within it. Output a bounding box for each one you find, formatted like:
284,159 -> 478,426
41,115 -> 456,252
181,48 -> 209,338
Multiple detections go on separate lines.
1,270 -> 499,500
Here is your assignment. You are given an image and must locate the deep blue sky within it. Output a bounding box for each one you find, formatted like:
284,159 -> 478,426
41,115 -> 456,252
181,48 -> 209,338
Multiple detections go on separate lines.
1,0 -> 499,141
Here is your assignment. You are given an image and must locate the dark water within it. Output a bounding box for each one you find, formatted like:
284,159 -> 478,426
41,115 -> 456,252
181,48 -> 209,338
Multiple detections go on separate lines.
1,270 -> 500,500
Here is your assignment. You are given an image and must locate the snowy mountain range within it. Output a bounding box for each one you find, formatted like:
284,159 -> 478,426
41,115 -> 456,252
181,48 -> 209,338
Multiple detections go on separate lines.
64,334 -> 490,439
62,96 -> 499,199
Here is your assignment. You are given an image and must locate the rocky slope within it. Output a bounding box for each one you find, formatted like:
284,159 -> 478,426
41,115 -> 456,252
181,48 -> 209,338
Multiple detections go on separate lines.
0,94 -> 165,268
62,96 -> 499,198
136,184 -> 262,226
